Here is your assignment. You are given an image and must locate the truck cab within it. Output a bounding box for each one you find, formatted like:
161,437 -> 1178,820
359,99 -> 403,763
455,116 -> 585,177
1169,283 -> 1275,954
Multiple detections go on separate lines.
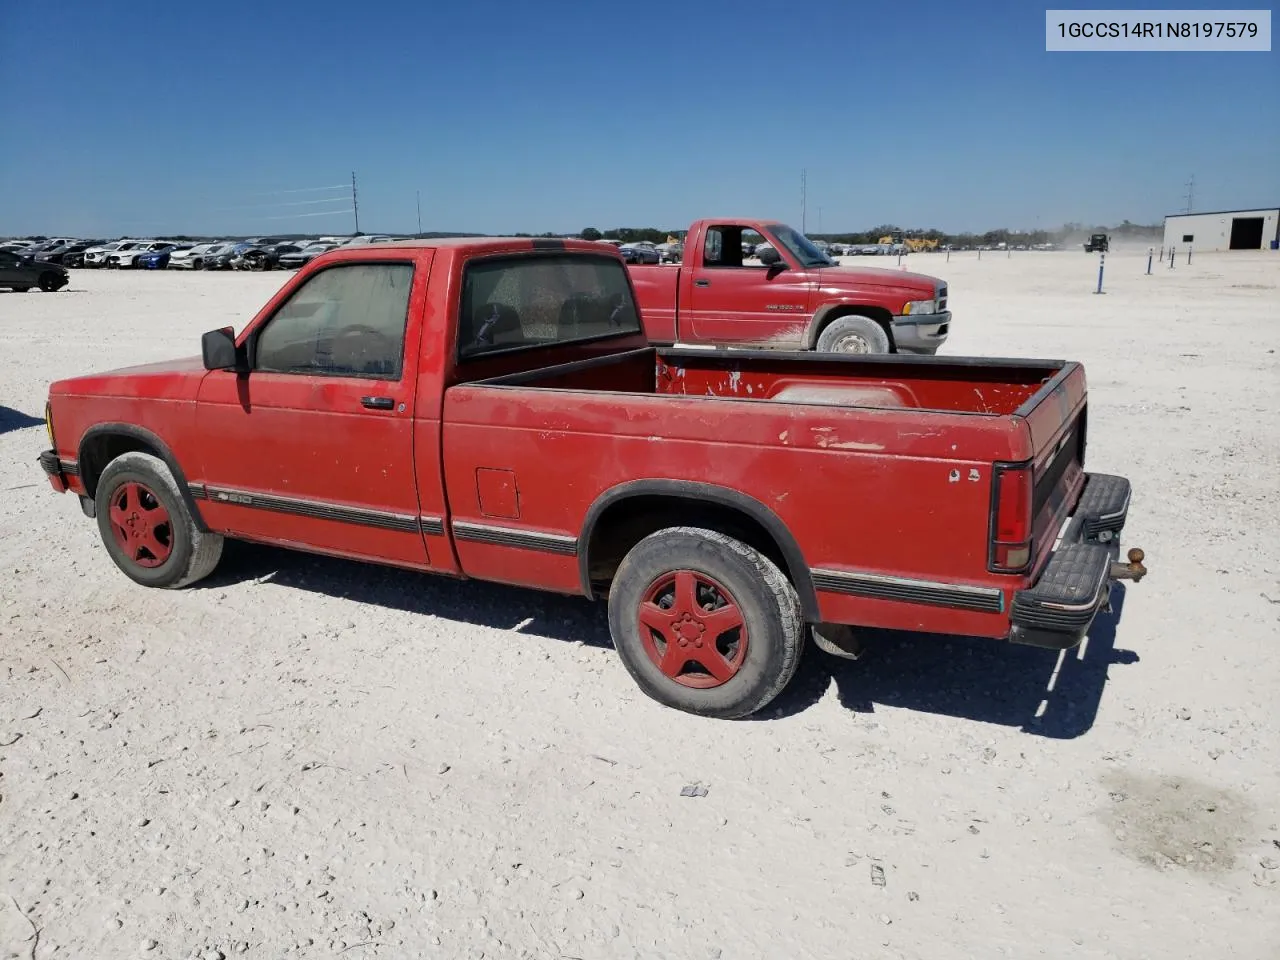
628,218 -> 951,356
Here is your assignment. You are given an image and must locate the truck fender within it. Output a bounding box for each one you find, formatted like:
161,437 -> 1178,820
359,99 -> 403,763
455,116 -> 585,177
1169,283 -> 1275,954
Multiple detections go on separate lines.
804,303 -> 896,351
577,479 -> 820,621
77,422 -> 210,532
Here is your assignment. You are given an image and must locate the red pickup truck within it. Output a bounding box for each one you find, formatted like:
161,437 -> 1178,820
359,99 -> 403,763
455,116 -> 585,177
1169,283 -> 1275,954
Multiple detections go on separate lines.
38,237 -> 1146,719
628,218 -> 952,355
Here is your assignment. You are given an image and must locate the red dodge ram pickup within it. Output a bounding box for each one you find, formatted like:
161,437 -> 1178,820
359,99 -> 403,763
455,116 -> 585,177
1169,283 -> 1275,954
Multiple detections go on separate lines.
629,218 -> 952,356
38,237 -> 1146,719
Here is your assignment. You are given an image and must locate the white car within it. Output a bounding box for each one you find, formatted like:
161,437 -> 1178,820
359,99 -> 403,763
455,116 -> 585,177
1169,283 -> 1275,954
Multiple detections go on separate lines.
84,240 -> 139,268
105,240 -> 172,269
169,242 -> 223,270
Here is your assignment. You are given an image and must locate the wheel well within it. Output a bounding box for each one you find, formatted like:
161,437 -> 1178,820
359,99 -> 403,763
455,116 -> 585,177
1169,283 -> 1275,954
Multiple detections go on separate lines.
78,433 -> 161,498
812,306 -> 896,352
583,494 -> 817,617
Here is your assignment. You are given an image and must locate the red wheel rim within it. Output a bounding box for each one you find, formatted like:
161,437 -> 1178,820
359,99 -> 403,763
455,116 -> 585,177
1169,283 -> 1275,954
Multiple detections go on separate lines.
107,481 -> 173,568
637,570 -> 749,688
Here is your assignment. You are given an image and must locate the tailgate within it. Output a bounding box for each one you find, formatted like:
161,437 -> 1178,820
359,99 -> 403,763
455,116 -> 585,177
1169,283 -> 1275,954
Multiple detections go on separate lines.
1019,363 -> 1088,574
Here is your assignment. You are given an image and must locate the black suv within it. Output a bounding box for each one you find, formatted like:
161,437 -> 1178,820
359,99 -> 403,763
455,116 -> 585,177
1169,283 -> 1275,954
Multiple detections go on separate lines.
0,249 -> 70,292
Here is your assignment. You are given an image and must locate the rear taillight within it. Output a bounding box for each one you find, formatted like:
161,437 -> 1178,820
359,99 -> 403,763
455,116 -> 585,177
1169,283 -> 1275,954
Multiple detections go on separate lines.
989,462 -> 1032,573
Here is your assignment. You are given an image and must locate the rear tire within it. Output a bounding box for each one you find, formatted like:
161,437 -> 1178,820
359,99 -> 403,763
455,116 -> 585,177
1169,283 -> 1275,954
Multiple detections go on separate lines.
38,272 -> 62,292
607,526 -> 804,719
815,314 -> 891,354
94,452 -> 223,589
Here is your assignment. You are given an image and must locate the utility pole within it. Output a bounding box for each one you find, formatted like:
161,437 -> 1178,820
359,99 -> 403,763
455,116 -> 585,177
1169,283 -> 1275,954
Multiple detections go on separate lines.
801,169 -> 807,233
1183,174 -> 1195,214
818,206 -> 823,235
416,190 -> 422,235
351,171 -> 360,235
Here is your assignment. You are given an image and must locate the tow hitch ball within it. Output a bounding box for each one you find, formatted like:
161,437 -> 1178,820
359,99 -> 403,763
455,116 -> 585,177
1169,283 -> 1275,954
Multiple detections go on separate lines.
1109,547 -> 1147,583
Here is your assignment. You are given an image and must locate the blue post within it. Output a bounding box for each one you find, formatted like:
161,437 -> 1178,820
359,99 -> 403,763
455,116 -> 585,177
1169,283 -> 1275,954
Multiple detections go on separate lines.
1187,245 -> 1193,264
1169,247 -> 1175,269
946,247 -> 950,262
978,248 -> 982,260
1094,250 -> 1105,294
1147,247 -> 1153,274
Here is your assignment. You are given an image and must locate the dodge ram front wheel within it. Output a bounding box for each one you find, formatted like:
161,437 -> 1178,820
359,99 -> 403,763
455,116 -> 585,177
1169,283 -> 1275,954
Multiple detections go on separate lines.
94,451 -> 224,589
815,314 -> 891,354
608,526 -> 804,719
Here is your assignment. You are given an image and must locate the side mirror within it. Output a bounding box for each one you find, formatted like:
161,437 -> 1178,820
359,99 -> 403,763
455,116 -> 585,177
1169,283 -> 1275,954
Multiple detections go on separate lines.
202,326 -> 246,373
766,260 -> 788,278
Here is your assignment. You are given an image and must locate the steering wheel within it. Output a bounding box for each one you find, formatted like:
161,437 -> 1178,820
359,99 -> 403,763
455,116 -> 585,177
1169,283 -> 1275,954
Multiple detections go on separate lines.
331,323 -> 394,346
327,324 -> 397,372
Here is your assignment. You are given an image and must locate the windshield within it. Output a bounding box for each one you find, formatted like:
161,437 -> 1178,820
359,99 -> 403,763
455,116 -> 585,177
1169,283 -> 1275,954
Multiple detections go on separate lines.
769,223 -> 835,267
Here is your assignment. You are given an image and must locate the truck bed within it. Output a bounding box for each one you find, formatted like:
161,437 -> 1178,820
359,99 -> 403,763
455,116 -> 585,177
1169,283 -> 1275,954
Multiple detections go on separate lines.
474,345 -> 1066,418
442,347 -> 1088,639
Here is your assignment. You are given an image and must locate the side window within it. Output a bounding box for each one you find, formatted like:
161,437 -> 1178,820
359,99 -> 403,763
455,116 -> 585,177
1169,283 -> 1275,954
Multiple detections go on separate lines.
458,254 -> 641,360
703,227 -> 725,265
701,226 -> 767,268
254,262 -> 414,379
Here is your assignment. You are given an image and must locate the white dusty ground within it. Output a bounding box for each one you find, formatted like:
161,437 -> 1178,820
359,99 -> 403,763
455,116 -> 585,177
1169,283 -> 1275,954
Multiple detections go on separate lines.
2,250 -> 1279,960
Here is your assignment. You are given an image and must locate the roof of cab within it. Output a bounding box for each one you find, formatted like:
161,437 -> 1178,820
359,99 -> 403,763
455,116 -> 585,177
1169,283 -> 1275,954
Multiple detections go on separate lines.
339,236 -> 613,253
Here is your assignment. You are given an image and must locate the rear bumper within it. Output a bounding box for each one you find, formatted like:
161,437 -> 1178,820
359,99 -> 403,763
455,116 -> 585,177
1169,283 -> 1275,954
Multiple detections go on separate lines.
1008,472 -> 1145,650
891,310 -> 950,355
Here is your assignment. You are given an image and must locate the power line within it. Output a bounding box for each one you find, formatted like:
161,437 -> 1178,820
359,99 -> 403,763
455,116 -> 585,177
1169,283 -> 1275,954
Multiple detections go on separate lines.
249,184 -> 349,196
219,196 -> 358,211
260,208 -> 354,221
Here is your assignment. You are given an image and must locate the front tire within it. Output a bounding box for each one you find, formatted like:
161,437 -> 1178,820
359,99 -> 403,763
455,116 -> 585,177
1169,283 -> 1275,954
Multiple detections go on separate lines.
607,526 -> 804,719
94,451 -> 223,588
815,314 -> 891,354
38,272 -> 63,292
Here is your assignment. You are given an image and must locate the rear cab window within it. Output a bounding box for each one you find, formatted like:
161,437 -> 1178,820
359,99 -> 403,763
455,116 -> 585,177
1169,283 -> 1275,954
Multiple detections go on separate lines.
457,252 -> 641,360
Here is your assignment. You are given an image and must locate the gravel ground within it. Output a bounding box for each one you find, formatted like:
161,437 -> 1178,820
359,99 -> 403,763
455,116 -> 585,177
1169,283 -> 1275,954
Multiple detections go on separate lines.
2,251 -> 1278,959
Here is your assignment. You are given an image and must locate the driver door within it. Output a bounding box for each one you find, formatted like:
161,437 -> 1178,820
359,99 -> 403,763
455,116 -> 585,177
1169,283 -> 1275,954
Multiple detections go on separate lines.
0,250 -> 26,285
193,257 -> 432,567
686,226 -> 816,345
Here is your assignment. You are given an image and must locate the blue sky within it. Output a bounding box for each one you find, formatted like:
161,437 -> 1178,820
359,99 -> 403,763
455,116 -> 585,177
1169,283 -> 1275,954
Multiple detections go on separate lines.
1,0 -> 1275,236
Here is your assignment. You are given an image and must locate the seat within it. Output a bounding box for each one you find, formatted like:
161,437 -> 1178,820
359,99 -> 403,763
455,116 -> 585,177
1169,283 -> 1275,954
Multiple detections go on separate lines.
471,302 -> 523,349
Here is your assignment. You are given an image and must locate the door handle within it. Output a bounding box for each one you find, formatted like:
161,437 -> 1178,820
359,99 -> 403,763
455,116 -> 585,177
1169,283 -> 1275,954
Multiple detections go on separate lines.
694,278 -> 710,287
360,395 -> 394,410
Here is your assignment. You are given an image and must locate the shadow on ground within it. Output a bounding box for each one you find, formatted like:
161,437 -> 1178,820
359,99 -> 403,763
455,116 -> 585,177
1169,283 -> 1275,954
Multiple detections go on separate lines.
765,585 -> 1137,738
202,540 -> 614,648
205,541 -> 1137,738
0,405 -> 44,436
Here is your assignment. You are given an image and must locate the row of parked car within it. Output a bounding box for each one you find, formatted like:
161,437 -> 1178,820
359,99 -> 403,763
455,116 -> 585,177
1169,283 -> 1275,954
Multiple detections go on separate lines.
0,234 -> 414,274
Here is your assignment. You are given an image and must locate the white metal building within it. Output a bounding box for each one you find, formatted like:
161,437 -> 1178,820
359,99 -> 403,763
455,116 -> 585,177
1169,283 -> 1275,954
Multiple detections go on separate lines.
1161,207 -> 1280,252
